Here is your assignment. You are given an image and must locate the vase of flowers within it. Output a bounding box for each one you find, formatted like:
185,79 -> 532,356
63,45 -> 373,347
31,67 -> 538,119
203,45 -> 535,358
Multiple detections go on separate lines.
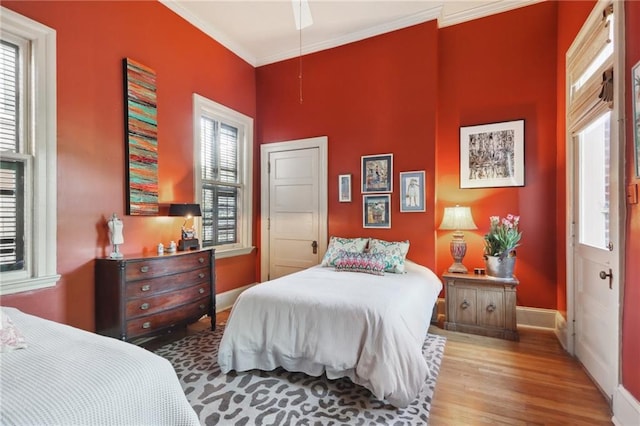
483,214 -> 522,278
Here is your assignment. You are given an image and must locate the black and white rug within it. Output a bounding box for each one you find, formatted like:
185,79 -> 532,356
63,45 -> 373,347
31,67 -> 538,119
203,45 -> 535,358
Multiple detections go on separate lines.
154,325 -> 446,425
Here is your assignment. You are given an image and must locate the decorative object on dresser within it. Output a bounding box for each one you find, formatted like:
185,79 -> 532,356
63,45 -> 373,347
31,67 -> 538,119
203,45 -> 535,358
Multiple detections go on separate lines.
483,214 -> 522,278
443,272 -> 519,341
438,205 -> 478,273
95,248 -> 215,342
168,203 -> 202,251
107,213 -> 124,259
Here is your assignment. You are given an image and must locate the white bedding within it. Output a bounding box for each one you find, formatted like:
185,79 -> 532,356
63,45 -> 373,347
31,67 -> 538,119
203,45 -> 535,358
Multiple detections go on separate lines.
0,307 -> 200,426
218,260 -> 443,408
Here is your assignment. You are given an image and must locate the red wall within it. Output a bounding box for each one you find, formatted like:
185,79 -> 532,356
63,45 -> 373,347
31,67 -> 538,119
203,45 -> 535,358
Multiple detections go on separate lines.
623,0 -> 640,403
257,21 -> 439,269
1,1 -> 258,330
436,3 -> 558,308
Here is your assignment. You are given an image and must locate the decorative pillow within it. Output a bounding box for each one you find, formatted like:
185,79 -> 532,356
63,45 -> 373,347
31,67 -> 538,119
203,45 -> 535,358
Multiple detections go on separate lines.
334,250 -> 385,276
321,236 -> 369,267
368,238 -> 410,273
0,310 -> 27,353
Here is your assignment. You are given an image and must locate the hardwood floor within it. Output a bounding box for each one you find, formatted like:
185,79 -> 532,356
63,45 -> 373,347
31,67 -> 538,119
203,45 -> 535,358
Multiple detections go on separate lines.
146,311 -> 612,425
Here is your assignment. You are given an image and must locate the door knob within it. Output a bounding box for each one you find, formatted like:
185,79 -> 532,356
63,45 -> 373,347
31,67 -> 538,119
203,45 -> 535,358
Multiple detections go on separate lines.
599,268 -> 613,289
311,240 -> 318,254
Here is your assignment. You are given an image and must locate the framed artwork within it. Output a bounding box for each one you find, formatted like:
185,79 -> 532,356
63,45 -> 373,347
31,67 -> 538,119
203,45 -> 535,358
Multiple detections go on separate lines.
363,194 -> 391,228
338,174 -> 352,202
633,61 -> 640,177
460,119 -> 525,188
399,171 -> 425,212
361,154 -> 393,193
123,58 -> 159,215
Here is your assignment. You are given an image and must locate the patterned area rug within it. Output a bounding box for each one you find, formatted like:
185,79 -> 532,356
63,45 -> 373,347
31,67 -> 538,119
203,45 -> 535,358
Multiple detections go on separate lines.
154,325 -> 446,425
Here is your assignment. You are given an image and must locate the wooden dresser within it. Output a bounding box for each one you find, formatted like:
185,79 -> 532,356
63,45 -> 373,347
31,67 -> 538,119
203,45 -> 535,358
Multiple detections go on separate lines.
443,272 -> 519,341
95,248 -> 215,342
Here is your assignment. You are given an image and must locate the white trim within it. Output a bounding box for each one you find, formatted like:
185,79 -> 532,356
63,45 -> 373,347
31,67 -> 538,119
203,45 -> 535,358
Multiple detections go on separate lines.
613,385 -> 640,426
260,136 -> 328,283
516,306 -> 556,329
554,311 -> 571,352
0,7 -> 59,296
438,0 -> 545,28
258,7 -> 441,66
216,282 -> 256,312
192,93 -> 254,258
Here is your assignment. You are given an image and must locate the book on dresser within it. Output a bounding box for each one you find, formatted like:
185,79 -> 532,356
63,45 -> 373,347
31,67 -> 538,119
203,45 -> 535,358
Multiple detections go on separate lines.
95,248 -> 215,342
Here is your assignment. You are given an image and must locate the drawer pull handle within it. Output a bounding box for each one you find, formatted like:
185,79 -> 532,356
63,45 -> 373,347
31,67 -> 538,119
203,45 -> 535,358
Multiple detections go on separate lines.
199,288 -> 205,294
487,303 -> 496,313
198,257 -> 205,264
141,284 -> 151,292
460,299 -> 470,310
142,321 -> 151,329
140,303 -> 150,310
199,273 -> 205,279
140,266 -> 149,273
199,304 -> 205,310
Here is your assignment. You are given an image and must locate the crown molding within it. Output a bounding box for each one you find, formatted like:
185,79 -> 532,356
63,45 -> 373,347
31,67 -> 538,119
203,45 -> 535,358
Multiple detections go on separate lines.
159,0 -> 258,67
438,0 -> 545,28
257,5 -> 442,66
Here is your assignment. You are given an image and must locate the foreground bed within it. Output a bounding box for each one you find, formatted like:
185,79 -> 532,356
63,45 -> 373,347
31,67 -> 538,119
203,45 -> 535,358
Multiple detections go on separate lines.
0,307 -> 199,426
218,259 -> 442,408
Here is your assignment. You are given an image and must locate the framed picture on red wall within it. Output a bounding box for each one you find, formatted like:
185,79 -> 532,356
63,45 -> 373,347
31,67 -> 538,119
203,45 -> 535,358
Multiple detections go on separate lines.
399,171 -> 425,212
459,119 -> 525,188
338,174 -> 351,202
633,61 -> 640,177
361,154 -> 393,193
363,194 -> 391,228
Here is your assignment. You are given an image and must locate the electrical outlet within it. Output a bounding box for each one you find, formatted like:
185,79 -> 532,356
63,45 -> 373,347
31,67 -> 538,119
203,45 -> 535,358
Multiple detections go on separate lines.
627,183 -> 638,204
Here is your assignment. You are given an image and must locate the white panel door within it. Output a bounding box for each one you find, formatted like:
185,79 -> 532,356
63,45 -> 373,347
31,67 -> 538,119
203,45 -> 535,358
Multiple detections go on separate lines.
268,147 -> 320,279
573,111 -> 618,400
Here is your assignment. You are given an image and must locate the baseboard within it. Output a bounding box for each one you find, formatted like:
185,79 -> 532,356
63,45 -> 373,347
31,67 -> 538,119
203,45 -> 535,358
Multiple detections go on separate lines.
216,283 -> 256,312
554,311 -> 571,352
613,385 -> 640,426
516,306 -> 556,329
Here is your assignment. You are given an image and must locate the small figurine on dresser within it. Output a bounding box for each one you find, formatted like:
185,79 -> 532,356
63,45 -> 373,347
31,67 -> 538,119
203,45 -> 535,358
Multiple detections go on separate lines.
107,213 -> 124,259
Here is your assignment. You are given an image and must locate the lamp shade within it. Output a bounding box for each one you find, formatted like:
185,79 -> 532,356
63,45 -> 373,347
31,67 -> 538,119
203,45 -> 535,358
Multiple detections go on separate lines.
438,205 -> 478,231
168,203 -> 202,218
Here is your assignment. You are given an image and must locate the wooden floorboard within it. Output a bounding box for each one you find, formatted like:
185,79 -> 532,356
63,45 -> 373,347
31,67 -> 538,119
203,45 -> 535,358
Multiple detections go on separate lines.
145,310 -> 612,425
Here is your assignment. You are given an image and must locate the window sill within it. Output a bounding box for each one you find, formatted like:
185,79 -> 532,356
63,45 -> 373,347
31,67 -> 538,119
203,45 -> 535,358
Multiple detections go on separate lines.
214,246 -> 255,259
0,273 -> 61,296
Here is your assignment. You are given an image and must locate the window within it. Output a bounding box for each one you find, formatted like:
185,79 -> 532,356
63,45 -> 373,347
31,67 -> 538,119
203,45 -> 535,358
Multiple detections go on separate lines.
0,8 -> 59,295
193,94 -> 253,258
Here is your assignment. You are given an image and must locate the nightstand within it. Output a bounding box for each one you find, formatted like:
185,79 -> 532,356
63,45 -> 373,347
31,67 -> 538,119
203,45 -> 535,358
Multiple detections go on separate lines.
443,272 -> 519,341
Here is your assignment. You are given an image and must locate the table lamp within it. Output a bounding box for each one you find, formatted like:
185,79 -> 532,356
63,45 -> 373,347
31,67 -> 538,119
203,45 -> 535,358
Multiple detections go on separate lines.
168,203 -> 202,251
439,205 -> 477,273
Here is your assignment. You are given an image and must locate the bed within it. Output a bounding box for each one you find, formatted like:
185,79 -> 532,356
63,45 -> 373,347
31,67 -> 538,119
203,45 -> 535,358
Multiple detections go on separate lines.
0,306 -> 200,426
218,238 -> 442,408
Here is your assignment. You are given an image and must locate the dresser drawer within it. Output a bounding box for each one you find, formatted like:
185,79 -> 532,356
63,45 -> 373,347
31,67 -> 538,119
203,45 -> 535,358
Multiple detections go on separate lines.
125,252 -> 209,281
126,297 -> 210,338
126,284 -> 211,319
125,267 -> 209,298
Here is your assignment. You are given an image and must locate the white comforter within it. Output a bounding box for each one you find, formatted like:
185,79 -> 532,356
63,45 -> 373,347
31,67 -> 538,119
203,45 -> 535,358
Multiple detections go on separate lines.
0,307 -> 200,426
218,260 -> 442,408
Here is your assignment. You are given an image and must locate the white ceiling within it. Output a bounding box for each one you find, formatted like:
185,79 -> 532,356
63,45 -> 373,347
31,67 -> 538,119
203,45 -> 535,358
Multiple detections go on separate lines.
160,0 -> 541,67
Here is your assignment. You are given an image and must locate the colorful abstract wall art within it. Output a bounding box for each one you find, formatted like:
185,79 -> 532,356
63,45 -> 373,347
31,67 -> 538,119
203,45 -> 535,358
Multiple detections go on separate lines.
123,58 -> 158,215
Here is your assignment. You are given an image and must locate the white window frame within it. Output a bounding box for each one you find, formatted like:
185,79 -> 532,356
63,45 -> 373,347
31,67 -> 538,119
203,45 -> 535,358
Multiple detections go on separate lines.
193,93 -> 254,259
0,7 -> 59,295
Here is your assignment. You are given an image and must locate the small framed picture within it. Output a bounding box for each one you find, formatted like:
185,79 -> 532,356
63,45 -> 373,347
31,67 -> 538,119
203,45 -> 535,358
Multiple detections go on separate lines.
399,171 -> 425,212
338,174 -> 351,202
460,119 -> 525,188
361,154 -> 393,193
363,194 -> 391,229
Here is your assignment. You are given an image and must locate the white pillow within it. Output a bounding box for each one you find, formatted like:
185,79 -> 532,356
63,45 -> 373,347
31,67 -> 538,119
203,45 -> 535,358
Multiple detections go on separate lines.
1,309 -> 27,352
321,236 -> 369,267
368,238 -> 410,273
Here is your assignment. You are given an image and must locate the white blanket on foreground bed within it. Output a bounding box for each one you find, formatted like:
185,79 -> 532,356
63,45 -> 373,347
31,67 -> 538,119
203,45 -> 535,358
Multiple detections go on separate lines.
218,260 -> 443,408
0,307 -> 199,426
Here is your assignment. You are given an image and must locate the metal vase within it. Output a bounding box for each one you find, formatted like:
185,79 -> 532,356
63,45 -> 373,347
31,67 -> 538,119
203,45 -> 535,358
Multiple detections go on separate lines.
484,255 -> 516,278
